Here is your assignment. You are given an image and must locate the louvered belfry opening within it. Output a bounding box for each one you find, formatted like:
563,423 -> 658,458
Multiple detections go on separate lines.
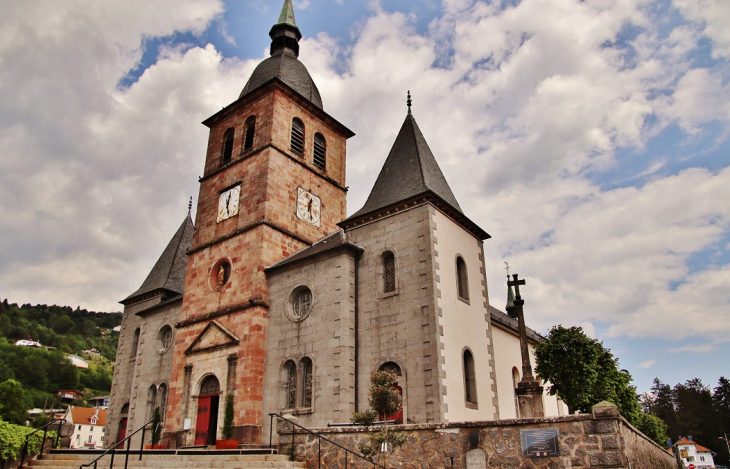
313,132 -> 326,169
222,128 -> 234,164
244,116 -> 256,151
291,118 -> 304,155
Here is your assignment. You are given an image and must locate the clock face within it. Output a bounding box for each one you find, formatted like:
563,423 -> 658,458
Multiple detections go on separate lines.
217,185 -> 241,223
296,188 -> 321,226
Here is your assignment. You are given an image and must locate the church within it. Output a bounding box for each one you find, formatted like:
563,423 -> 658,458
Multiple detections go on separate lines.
105,0 -> 564,449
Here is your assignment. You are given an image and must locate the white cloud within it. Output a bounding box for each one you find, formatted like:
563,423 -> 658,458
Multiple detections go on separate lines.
638,359 -> 657,369
674,0 -> 730,59
666,343 -> 716,353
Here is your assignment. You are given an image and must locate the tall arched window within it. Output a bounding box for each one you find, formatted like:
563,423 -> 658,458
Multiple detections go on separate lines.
157,384 -> 168,423
130,328 -> 140,358
512,367 -> 520,417
146,385 -> 157,421
290,118 -> 304,155
313,133 -> 326,170
300,357 -> 313,408
284,361 -> 297,409
463,349 -> 477,407
221,128 -> 235,164
456,256 -> 469,301
243,116 -> 256,151
382,251 -> 396,293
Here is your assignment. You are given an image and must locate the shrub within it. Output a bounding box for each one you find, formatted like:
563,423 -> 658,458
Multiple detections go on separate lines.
0,419 -> 57,462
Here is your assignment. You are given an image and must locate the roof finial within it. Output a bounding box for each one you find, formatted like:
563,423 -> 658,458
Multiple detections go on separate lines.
407,90 -> 412,115
504,261 -> 510,278
188,196 -> 193,216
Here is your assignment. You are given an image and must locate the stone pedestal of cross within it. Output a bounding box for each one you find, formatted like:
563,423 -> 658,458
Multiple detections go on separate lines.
508,273 -> 545,418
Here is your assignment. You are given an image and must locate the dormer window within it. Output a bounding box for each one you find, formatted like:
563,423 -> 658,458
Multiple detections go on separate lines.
291,118 -> 304,156
90,417 -> 97,424
313,133 -> 326,170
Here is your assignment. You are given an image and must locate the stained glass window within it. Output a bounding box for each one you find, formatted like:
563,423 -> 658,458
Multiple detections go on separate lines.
286,361 -> 297,409
301,358 -> 312,408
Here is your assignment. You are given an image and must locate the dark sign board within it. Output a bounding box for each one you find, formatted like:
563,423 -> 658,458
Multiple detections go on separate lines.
521,428 -> 559,458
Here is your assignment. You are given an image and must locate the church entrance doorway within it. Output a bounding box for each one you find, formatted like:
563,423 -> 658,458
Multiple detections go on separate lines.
194,376 -> 220,446
117,403 -> 129,443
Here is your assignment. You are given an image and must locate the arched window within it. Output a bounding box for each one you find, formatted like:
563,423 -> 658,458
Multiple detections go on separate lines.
313,133 -> 326,170
157,384 -> 168,423
131,328 -> 140,358
290,118 -> 304,156
512,367 -> 520,417
146,385 -> 157,421
221,128 -> 234,164
382,251 -> 396,293
463,349 -> 477,407
157,325 -> 173,353
456,256 -> 469,301
243,116 -> 256,151
284,361 -> 297,409
300,357 -> 313,408
200,375 -> 220,395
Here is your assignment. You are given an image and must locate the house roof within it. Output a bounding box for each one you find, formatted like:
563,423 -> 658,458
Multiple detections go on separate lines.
67,407 -> 107,426
489,305 -> 543,343
122,215 -> 194,304
346,112 -> 462,221
265,230 -> 363,272
674,437 -> 712,452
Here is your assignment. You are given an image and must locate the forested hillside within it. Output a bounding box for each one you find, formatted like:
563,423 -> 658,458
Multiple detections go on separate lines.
0,299 -> 122,425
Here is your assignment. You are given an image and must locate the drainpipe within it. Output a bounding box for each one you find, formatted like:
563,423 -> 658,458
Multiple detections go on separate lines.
354,251 -> 361,412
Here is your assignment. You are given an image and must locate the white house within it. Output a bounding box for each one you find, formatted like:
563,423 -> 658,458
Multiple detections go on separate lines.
64,407 -> 107,449
65,354 -> 89,369
674,436 -> 716,468
14,339 -> 42,347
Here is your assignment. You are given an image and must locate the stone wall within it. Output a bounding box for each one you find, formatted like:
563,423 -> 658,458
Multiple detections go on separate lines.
279,402 -> 678,469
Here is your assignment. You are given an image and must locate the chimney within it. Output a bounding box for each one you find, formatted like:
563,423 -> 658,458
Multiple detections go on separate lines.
94,408 -> 99,417
688,436 -> 692,441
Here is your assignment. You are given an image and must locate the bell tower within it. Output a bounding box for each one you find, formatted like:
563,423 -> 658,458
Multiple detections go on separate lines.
166,0 -> 354,446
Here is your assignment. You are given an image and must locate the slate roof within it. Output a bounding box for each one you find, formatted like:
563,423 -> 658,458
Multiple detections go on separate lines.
123,215 -> 194,303
489,305 -> 543,343
265,230 -> 363,272
239,0 -> 323,109
347,112 -> 463,221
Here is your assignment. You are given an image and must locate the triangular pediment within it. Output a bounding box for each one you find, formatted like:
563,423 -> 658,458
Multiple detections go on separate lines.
185,320 -> 239,355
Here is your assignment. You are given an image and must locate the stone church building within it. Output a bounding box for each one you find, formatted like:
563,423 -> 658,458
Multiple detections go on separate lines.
106,0 -> 564,449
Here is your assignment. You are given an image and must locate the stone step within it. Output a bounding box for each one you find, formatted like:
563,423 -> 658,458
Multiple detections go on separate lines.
27,451 -> 307,469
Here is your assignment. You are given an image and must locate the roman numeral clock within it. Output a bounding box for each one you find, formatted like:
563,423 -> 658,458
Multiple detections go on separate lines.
296,187 -> 321,226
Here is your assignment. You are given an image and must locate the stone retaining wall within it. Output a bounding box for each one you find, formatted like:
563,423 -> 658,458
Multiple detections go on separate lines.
280,402 -> 678,469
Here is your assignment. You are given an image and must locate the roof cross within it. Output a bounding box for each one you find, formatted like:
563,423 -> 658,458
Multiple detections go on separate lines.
508,273 -> 525,299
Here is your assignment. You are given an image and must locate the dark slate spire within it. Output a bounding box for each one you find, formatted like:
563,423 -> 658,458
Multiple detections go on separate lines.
122,215 -> 195,304
239,0 -> 323,108
348,106 -> 463,220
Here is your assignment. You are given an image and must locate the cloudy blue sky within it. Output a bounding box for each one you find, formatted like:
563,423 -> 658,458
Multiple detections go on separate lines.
1,0 -> 728,394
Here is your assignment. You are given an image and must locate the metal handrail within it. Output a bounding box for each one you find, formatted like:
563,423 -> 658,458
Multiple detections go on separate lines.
20,418 -> 63,467
79,416 -> 156,469
269,413 -> 376,469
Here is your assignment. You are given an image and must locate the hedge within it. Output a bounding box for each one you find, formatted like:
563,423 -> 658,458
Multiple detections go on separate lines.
0,419 -> 57,462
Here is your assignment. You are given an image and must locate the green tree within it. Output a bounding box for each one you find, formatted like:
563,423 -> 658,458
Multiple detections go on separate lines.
353,370 -> 406,468
635,412 -> 669,447
0,379 -> 28,424
51,315 -> 75,334
222,394 -> 235,440
534,325 -> 640,421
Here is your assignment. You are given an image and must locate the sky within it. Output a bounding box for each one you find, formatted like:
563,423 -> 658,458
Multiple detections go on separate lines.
0,0 -> 728,395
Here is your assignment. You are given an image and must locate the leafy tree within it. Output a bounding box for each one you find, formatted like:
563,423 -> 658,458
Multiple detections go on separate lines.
534,325 -> 640,422
353,370 -> 406,468
0,379 -> 28,424
635,412 -> 669,447
714,377 -> 730,433
674,379 -> 720,450
51,315 -> 75,334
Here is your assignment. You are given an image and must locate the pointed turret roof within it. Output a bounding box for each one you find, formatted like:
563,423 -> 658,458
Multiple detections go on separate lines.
122,215 -> 194,304
239,0 -> 322,108
348,112 -> 462,220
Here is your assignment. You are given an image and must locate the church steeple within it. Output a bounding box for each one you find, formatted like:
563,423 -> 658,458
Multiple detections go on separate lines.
269,0 -> 302,57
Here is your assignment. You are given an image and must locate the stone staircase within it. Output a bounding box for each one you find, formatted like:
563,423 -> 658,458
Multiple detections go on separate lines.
26,450 -> 308,469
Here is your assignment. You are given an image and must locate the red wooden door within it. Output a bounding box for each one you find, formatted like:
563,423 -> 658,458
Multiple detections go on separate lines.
386,384 -> 403,423
117,418 -> 127,443
195,396 -> 211,445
